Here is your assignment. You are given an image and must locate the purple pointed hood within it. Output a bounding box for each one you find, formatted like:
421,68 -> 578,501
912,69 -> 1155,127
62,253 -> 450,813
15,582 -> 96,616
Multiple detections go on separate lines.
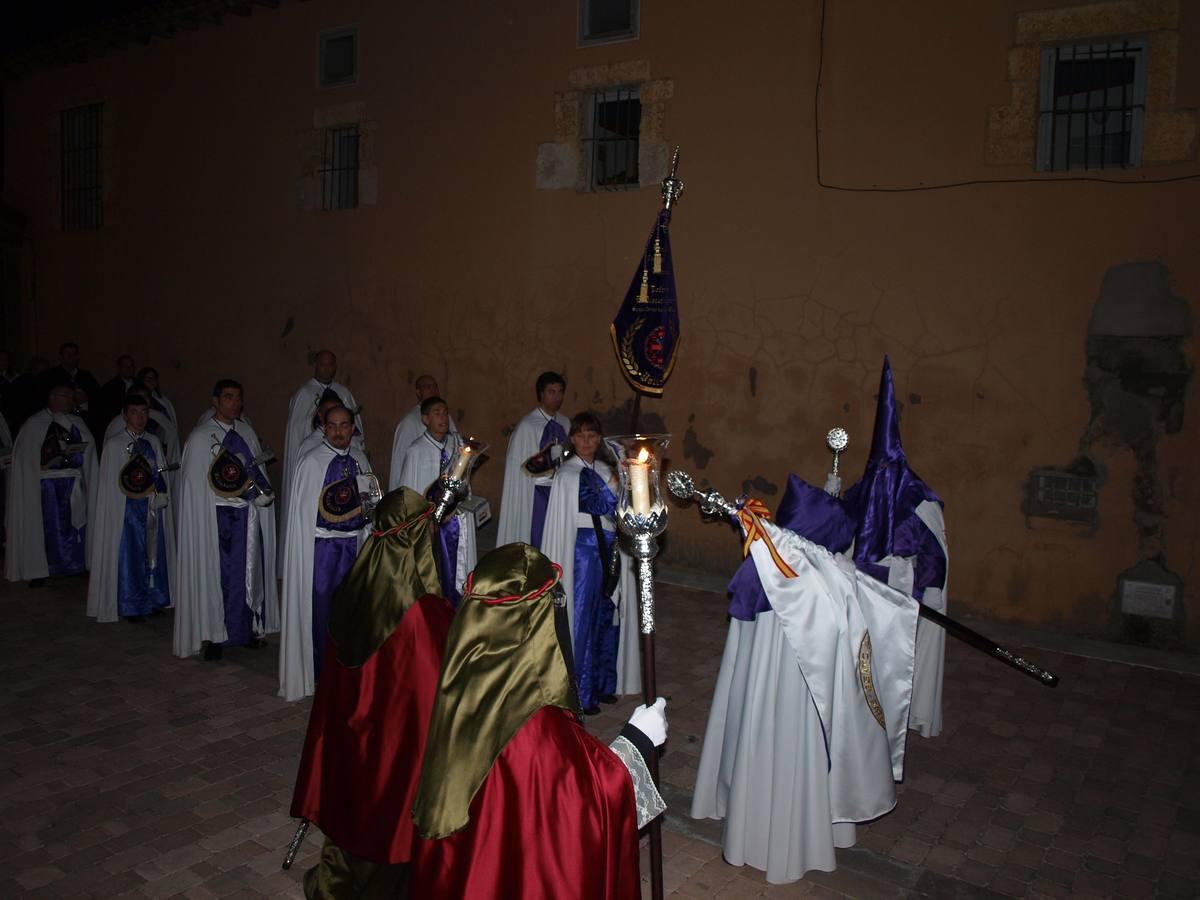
845,357 -> 941,568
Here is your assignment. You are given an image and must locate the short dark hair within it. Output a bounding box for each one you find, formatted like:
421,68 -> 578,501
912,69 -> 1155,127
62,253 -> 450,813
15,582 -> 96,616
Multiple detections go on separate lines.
134,366 -> 158,386
536,371 -> 565,400
323,404 -> 353,424
568,410 -> 603,438
123,391 -> 150,412
420,396 -> 447,416
211,378 -> 243,398
59,341 -> 79,355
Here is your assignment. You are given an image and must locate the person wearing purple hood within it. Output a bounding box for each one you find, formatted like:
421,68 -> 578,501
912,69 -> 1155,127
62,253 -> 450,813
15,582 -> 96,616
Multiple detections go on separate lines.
690,357 -> 947,883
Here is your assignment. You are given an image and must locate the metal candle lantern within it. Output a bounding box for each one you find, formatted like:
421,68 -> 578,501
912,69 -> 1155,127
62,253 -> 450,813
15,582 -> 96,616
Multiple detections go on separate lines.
607,434 -> 670,634
606,433 -> 670,900
427,436 -> 488,524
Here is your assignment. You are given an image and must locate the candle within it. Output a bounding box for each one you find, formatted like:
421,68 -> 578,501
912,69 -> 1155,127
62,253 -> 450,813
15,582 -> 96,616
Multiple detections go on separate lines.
630,447 -> 652,516
449,444 -> 472,481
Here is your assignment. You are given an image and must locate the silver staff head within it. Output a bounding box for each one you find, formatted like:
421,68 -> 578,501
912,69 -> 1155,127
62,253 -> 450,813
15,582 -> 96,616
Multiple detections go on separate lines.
826,427 -> 848,478
666,468 -> 739,517
661,146 -> 684,210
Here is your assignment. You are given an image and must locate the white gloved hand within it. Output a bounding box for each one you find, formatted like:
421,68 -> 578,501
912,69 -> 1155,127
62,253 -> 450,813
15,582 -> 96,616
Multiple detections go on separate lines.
627,696 -> 668,747
253,491 -> 275,508
823,472 -> 842,497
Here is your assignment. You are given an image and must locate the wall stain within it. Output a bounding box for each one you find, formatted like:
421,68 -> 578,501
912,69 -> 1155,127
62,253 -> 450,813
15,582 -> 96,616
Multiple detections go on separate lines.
909,392 -> 922,405
683,413 -> 715,470
748,367 -> 758,397
280,316 -> 294,339
741,475 -> 778,497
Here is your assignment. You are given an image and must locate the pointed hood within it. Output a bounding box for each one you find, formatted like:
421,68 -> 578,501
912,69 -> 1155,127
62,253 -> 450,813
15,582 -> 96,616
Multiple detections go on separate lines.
846,357 -> 941,567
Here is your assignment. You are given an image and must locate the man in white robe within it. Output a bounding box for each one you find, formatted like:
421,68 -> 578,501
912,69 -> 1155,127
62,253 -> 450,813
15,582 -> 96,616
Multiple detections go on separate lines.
691,504 -> 919,883
387,374 -> 456,491
281,351 -> 363,575
173,379 -> 279,661
397,396 -> 476,600
540,412 -> 640,714
279,405 -> 373,702
4,382 -> 98,586
87,393 -> 175,623
495,371 -> 569,549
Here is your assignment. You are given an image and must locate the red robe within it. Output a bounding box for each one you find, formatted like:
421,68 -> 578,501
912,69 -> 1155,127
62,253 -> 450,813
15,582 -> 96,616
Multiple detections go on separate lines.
407,706 -> 641,899
290,594 -> 454,864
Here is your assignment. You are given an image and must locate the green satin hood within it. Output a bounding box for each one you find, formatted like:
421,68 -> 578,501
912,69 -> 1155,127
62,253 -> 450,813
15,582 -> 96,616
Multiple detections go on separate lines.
328,487 -> 443,667
411,543 -> 580,839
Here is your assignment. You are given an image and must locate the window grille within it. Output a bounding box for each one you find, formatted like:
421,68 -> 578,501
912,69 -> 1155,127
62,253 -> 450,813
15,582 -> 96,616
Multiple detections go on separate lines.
61,103 -> 103,231
319,27 -> 358,88
579,0 -> 639,45
586,87 -> 640,191
1025,469 -> 1098,523
321,125 -> 359,210
1037,38 -> 1146,172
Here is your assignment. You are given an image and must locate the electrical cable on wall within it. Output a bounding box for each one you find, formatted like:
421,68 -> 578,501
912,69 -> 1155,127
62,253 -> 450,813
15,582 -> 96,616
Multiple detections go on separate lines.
812,0 -> 1200,193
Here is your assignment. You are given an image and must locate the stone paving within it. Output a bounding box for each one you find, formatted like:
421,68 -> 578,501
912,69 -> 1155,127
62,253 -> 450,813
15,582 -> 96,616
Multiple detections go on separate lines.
1,563 -> 1199,899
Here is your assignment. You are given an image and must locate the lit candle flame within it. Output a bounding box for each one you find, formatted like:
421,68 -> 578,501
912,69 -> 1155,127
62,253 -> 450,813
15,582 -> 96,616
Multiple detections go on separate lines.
636,447 -> 650,463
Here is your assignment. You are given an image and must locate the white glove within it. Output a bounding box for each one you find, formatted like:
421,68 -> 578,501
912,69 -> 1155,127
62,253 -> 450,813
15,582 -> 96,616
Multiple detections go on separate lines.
253,491 -> 275,508
823,472 -> 842,497
627,697 -> 667,747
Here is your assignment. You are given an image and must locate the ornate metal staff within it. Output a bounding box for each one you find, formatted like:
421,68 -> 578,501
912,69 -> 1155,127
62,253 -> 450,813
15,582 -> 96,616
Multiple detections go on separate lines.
608,434 -> 670,900
666,470 -> 1060,688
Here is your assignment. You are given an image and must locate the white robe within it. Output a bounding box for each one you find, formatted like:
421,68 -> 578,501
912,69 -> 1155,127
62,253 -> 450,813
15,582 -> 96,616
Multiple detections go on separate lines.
540,456 -> 641,696
691,517 -> 919,883
388,405 -> 457,492
280,379 -> 364,575
4,409 -> 98,582
172,415 -> 279,657
496,407 -> 570,546
279,441 -> 372,702
876,500 -> 948,738
151,390 -> 178,427
397,430 -> 476,595
86,429 -> 176,623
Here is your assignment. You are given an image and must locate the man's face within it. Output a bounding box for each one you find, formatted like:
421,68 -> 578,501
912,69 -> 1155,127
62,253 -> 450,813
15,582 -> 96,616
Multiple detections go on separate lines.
48,387 -> 75,414
422,403 -> 450,439
415,376 -> 439,402
142,370 -> 159,392
213,387 -> 244,421
569,426 -> 600,462
118,357 -> 135,380
324,409 -> 354,450
314,352 -> 337,384
123,404 -> 149,433
61,345 -> 80,370
539,382 -> 565,414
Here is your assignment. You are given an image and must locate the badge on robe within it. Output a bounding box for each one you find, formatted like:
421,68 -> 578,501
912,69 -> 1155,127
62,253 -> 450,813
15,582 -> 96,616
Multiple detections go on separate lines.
119,452 -> 157,499
209,447 -> 251,498
319,475 -> 363,524
40,422 -> 72,469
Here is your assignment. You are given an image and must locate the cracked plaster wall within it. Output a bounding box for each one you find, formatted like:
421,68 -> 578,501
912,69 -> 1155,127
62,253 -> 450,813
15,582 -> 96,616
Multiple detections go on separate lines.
4,0 -> 1200,644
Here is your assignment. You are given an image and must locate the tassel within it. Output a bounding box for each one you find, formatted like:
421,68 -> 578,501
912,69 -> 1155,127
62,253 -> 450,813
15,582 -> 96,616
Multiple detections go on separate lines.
652,236 -> 662,274
637,267 -> 649,303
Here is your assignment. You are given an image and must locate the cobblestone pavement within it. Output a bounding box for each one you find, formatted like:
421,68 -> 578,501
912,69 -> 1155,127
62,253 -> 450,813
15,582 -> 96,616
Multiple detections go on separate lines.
1,568 -> 1198,899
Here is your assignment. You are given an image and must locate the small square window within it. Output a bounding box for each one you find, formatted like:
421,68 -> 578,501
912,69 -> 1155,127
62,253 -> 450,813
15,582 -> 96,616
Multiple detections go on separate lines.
319,27 -> 358,88
321,125 -> 359,210
579,0 -> 639,46
1036,38 -> 1146,172
585,87 -> 640,191
60,103 -> 104,231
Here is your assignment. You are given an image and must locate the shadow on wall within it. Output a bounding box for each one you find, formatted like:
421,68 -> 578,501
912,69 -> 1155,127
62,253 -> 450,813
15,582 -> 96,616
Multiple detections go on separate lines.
1025,262 -> 1192,646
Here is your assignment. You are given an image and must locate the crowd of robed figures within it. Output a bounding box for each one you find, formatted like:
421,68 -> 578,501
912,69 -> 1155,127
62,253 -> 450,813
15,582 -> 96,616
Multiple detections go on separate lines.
0,342 -> 952,896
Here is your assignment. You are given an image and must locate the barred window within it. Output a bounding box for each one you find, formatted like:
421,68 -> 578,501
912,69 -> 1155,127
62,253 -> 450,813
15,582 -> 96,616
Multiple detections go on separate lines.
579,0 -> 639,45
586,87 -> 640,191
61,103 -> 103,231
321,125 -> 359,210
1037,38 -> 1146,172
